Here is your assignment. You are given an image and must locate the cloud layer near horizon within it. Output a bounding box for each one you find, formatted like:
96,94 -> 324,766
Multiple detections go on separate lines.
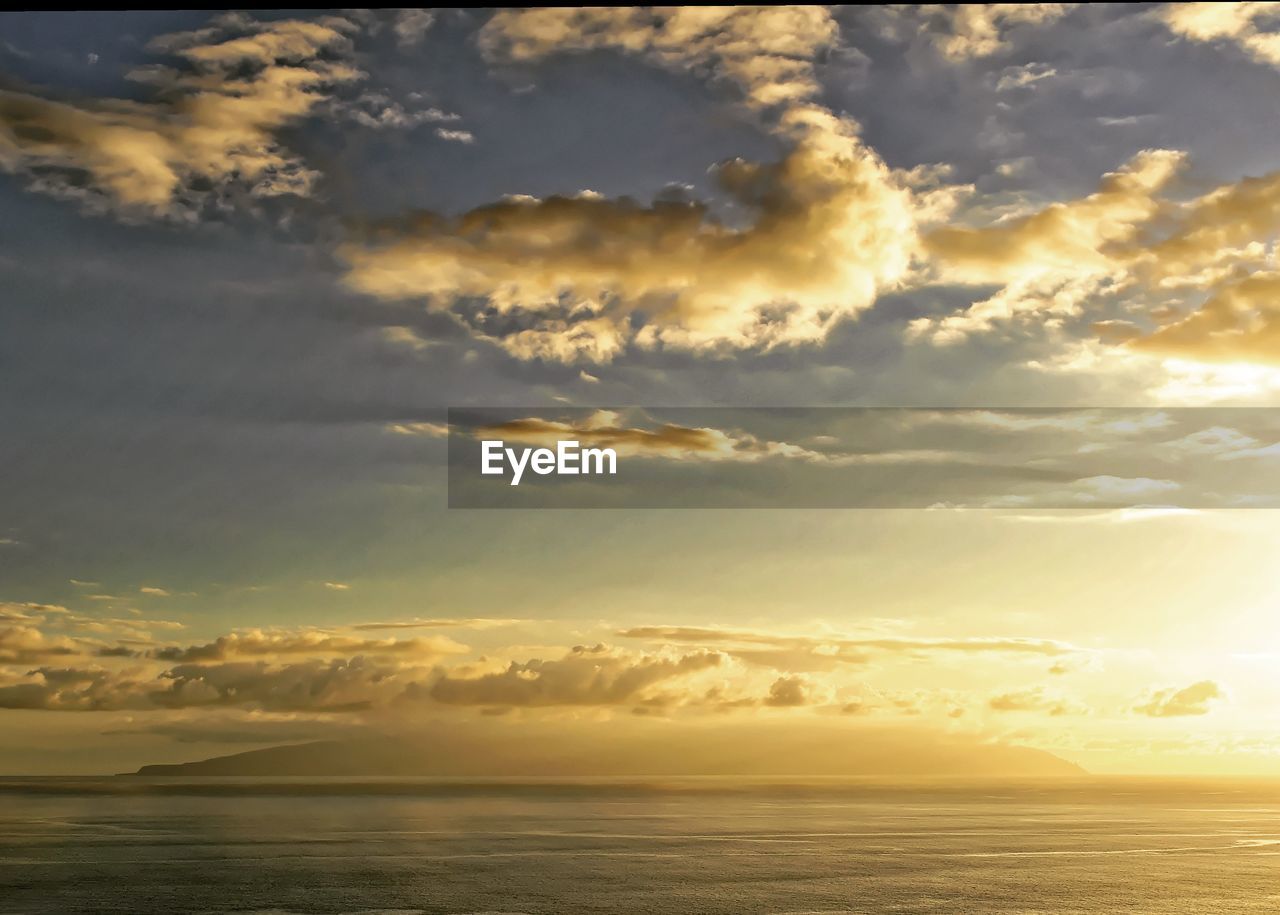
0,600 -> 1095,715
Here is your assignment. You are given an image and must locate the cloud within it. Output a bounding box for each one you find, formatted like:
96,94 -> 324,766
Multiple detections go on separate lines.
62,615 -> 185,638
912,408 -> 1174,435
386,420 -> 449,438
150,628 -> 468,663
1161,425 -> 1262,456
994,62 -> 1058,91
989,687 -> 1083,716
335,91 -> 460,131
927,5 -> 1076,62
0,14 -> 360,216
393,9 -> 436,49
0,601 -> 70,623
0,666 -> 152,711
1127,273 -> 1280,364
341,6 -> 941,363
0,612 -> 482,712
872,5 -> 1074,62
1134,679 -> 1225,717
349,618 -> 523,631
1158,2 -> 1280,68
429,643 -> 723,707
341,126 -> 923,362
981,474 -> 1184,510
0,645 -> 725,714
1073,475 -> 1180,500
914,136 -> 1280,367
0,651 -> 439,713
434,127 -> 474,144
763,675 -> 812,707
911,149 -> 1185,344
0,625 -> 81,664
0,623 -> 722,713
152,657 -> 421,711
477,7 -> 840,110
1138,168 -> 1280,286
620,625 -> 1078,673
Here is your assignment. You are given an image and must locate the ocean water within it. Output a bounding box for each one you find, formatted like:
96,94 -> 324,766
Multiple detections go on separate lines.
1,777 -> 1279,914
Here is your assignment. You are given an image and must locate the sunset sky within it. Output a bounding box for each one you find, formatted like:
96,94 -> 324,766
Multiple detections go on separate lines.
5,5 -> 1280,776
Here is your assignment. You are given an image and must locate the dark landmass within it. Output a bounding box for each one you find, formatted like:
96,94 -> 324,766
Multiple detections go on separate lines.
129,721 -> 1087,778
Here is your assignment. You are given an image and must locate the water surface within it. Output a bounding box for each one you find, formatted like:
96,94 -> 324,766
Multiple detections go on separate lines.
2,777 -> 1278,913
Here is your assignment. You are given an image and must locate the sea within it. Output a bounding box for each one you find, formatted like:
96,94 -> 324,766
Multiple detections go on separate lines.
1,777 -> 1278,914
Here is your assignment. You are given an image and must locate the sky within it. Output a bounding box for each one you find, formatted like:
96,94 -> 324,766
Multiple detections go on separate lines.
4,5 -> 1280,776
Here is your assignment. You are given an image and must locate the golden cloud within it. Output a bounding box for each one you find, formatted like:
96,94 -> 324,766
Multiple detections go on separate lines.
0,656 -> 421,712
430,643 -> 724,707
0,616 -> 728,714
349,617 -> 525,631
477,7 -> 840,111
0,625 -> 81,664
152,657 -> 418,711
0,601 -> 70,623
0,666 -> 153,711
1125,273 -> 1280,363
1159,2 -> 1280,68
342,126 -> 922,362
989,686 -> 1083,716
150,628 -> 469,663
1134,679 -> 1225,717
763,675 -> 813,707
342,6 -> 942,362
0,15 -> 359,214
912,141 -> 1280,368
620,624 -> 1079,673
911,149 -> 1185,344
0,612 -> 1124,743
928,4 -> 1076,62
926,150 -> 1184,286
